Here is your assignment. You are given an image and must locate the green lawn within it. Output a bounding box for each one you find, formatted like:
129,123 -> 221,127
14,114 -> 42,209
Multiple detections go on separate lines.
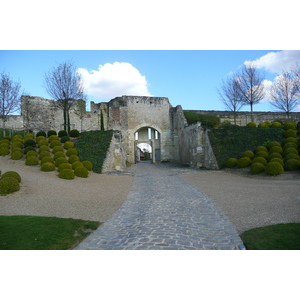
240,223 -> 300,250
0,215 -> 101,250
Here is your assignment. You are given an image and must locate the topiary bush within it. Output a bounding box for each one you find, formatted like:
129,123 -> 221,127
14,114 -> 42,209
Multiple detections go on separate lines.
39,151 -> 51,160
24,139 -> 36,148
11,151 -> 23,160
58,169 -> 75,180
58,130 -> 68,137
24,133 -> 34,140
60,136 -> 70,143
255,146 -> 268,153
255,151 -> 269,159
66,148 -> 78,157
242,150 -> 254,159
52,145 -> 64,153
283,147 -> 298,157
269,146 -> 283,155
258,122 -> 270,128
1,171 -> 22,182
82,160 -> 93,171
268,141 -> 281,149
269,158 -> 284,167
0,178 -> 20,194
54,151 -> 66,160
72,161 -> 83,170
39,145 -> 50,153
57,163 -> 72,172
284,137 -> 298,145
252,156 -> 268,166
41,162 -> 56,172
0,147 -> 10,156
246,122 -> 256,127
283,142 -> 298,150
250,162 -> 265,174
49,140 -> 61,149
11,141 -> 23,149
284,129 -> 297,138
64,141 -> 74,149
74,166 -> 89,178
25,156 -> 39,166
284,159 -> 300,171
55,157 -> 68,167
283,121 -> 296,130
37,139 -> 49,147
271,122 -> 282,128
284,153 -> 300,161
70,129 -> 80,137
48,135 -> 59,142
68,155 -> 80,164
268,152 -> 283,160
26,150 -> 38,158
36,131 -> 46,137
265,162 -> 284,176
237,157 -> 252,168
40,156 -> 54,165
47,130 -> 57,137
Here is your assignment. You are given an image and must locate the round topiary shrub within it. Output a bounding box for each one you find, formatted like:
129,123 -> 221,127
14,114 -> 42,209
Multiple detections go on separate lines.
70,129 -> 80,137
68,155 -> 80,164
39,145 -> 50,153
250,162 -> 265,174
0,147 -> 10,156
268,141 -> 281,149
283,142 -> 298,150
1,171 -> 22,182
82,160 -> 93,171
47,130 -> 57,137
271,121 -> 282,128
252,156 -> 268,166
284,137 -> 298,145
265,162 -> 284,176
258,122 -> 270,128
36,131 -> 46,137
60,136 -> 70,143
36,135 -> 47,142
284,153 -> 300,161
37,139 -> 49,147
284,129 -> 297,138
41,162 -> 56,172
2,136 -> 11,142
12,135 -> 23,142
25,156 -> 39,166
269,158 -> 284,167
11,150 -> 23,160
268,152 -> 283,160
284,159 -> 300,170
49,140 -> 61,149
52,145 -> 64,153
283,147 -> 298,157
54,151 -> 66,160
237,157 -> 252,168
269,146 -> 283,155
58,169 -> 75,180
58,130 -> 68,137
72,161 -> 83,170
0,178 -> 20,194
255,151 -> 269,159
24,133 -> 34,140
48,135 -> 59,142
66,148 -> 78,157
39,151 -> 51,160
255,146 -> 268,153
246,122 -> 256,127
40,156 -> 54,165
24,139 -> 36,148
12,141 -> 23,149
64,141 -> 74,149
74,166 -> 89,178
55,157 -> 68,167
58,163 -> 72,172
0,138 -> 10,145
26,150 -> 38,158
11,146 -> 22,154
283,121 -> 296,130
242,150 -> 254,159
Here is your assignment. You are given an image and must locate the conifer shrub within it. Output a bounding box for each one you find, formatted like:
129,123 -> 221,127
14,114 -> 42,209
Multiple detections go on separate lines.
36,131 -> 46,137
26,150 -> 38,158
251,156 -> 268,166
0,178 -> 20,194
82,160 -> 93,171
64,141 -> 74,149
0,147 -> 10,156
57,163 -> 72,172
72,161 -> 83,170
55,157 -> 68,167
255,151 -> 269,159
25,156 -> 39,166
54,152 -> 66,160
268,152 -> 283,160
250,162 -> 265,174
237,157 -> 252,168
24,139 -> 36,148
41,162 -> 56,172
68,155 -> 80,164
269,158 -> 284,167
283,121 -> 296,130
49,140 -> 61,148
74,166 -> 89,178
269,146 -> 283,154
66,148 -> 78,157
47,130 -> 57,137
60,136 -> 70,143
242,150 -> 254,159
39,151 -> 51,160
246,122 -> 256,127
11,150 -> 23,160
70,129 -> 80,137
284,153 -> 300,161
265,162 -> 284,176
58,130 -> 68,137
284,129 -> 297,138
268,141 -> 281,149
283,147 -> 298,157
284,159 -> 300,170
52,145 -> 64,153
1,171 -> 22,182
271,121 -> 282,128
58,169 -> 75,180
40,156 -> 54,165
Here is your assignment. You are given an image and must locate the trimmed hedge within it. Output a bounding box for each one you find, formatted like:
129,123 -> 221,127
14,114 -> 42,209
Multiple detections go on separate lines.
183,111 -> 220,129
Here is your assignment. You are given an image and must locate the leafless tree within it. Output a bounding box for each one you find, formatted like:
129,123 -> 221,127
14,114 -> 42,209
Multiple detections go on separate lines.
236,62 -> 265,122
0,72 -> 22,136
217,74 -> 245,125
44,61 -> 85,133
269,71 -> 300,118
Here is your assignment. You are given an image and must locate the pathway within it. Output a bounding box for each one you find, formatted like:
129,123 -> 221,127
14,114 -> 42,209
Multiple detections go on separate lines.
74,163 -> 245,250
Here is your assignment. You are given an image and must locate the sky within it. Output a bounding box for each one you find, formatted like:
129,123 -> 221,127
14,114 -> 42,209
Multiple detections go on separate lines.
2,50 -> 300,114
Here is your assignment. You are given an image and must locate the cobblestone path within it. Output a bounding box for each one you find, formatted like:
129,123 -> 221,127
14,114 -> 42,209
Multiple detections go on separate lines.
74,163 -> 245,250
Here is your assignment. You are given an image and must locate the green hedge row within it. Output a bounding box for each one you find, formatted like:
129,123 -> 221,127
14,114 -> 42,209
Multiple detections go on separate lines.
183,111 -> 220,129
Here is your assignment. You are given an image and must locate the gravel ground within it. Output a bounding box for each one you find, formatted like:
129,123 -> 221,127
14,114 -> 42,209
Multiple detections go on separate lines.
0,156 -> 133,222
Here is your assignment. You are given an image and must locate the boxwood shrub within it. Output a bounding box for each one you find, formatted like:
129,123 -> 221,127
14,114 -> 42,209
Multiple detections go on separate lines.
26,150 -> 38,158
52,145 -> 64,153
82,160 -> 93,171
58,130 -> 68,137
251,156 -> 268,166
68,155 -> 80,164
242,150 -> 254,159
284,159 -> 300,170
36,131 -> 46,137
74,166 -> 89,178
49,140 -> 61,148
58,169 -> 75,180
268,152 -> 282,160
66,148 -> 78,157
72,161 -> 83,170
64,141 -> 75,149
40,156 -> 54,165
70,129 -> 80,137
1,171 -> 22,182
58,163 -> 72,172
47,130 -> 57,137
25,156 -> 39,166
284,129 -> 297,138
0,147 -> 10,156
250,162 -> 265,174
55,157 -> 68,167
265,162 -> 284,176
0,178 -> 20,194
237,157 -> 252,168
41,162 -> 56,172
269,158 -> 284,167
11,150 -> 23,160
284,153 -> 300,161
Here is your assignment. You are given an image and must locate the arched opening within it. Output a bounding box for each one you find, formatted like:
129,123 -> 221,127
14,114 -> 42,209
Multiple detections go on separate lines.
134,127 -> 161,163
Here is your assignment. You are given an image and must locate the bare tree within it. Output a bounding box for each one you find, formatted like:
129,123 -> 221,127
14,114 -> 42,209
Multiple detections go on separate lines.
217,74 -> 245,125
236,62 -> 265,122
44,61 -> 84,133
0,72 -> 22,136
269,71 -> 300,118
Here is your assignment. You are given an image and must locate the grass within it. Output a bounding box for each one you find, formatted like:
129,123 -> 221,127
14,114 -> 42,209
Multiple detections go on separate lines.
240,223 -> 300,250
0,215 -> 101,250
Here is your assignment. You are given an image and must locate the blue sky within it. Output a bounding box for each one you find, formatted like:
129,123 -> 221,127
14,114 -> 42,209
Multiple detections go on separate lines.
2,50 -> 300,114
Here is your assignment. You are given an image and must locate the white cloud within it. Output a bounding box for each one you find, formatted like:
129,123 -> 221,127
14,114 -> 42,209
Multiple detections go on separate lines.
78,62 -> 152,100
245,50 -> 300,73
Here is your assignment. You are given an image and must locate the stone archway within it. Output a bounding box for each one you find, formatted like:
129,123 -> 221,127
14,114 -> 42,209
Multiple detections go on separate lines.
134,127 -> 161,163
